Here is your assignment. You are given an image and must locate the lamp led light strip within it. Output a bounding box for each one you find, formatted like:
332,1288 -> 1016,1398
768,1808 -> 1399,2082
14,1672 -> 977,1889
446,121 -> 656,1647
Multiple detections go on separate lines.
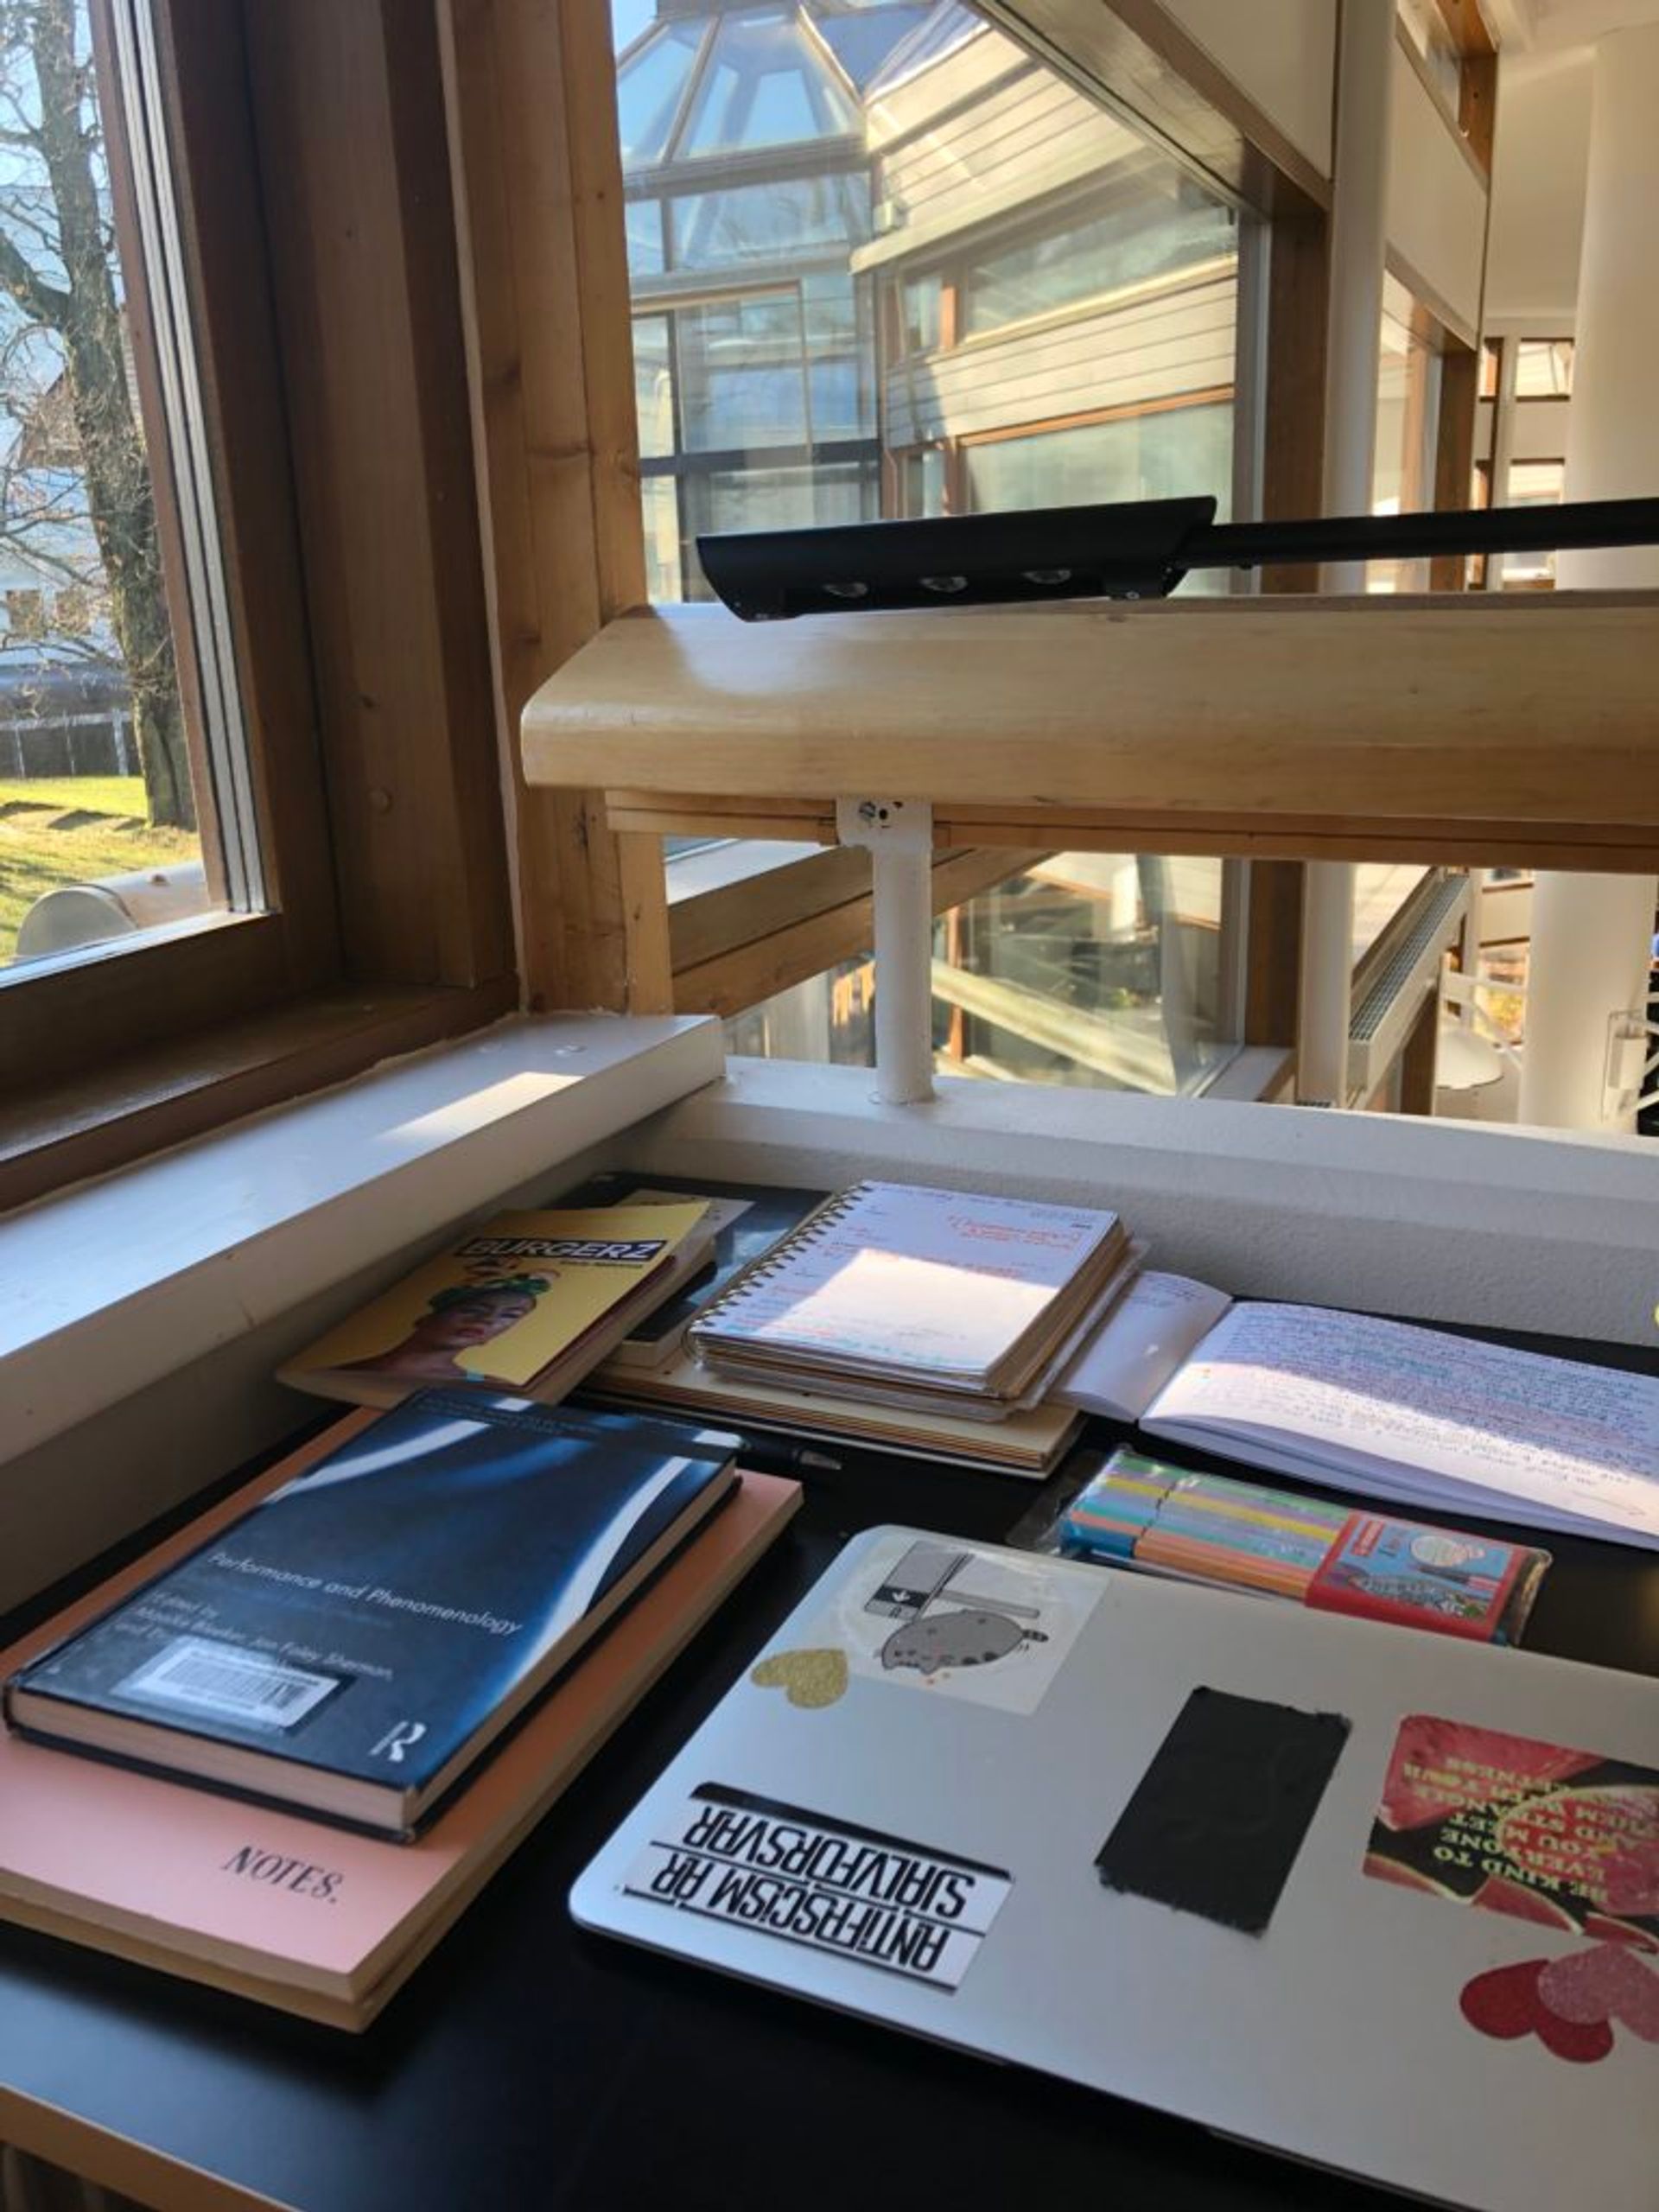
697,495 -> 1659,620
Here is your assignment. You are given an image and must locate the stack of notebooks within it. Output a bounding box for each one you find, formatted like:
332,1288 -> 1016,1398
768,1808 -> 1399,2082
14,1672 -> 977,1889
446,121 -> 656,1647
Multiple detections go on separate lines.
582,1176 -> 1128,1475
684,1179 -> 1135,1422
0,1393 -> 800,2026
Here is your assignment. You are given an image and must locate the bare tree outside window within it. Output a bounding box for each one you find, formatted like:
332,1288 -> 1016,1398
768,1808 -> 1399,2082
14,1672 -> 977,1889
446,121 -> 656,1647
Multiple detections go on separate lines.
0,0 -> 197,961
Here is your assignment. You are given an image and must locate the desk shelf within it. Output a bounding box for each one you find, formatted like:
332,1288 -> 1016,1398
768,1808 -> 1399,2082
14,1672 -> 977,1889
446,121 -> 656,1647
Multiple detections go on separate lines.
524,591 -> 1659,872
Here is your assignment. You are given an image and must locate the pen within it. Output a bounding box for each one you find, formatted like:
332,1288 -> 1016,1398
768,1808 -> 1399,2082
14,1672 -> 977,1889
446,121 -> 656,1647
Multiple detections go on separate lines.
734,1437 -> 844,1480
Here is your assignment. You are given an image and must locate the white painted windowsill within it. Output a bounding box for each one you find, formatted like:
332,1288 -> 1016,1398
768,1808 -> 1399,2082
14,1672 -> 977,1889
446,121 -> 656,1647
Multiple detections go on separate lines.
0,1014 -> 724,1471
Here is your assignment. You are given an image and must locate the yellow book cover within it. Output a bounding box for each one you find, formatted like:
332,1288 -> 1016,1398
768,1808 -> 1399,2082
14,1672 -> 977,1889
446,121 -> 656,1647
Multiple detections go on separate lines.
279,1204 -> 711,1407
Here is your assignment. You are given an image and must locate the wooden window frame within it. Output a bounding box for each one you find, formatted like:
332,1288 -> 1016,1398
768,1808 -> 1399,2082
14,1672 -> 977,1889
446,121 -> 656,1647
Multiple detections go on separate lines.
7,0 -> 1355,1207
3,0 -> 533,1211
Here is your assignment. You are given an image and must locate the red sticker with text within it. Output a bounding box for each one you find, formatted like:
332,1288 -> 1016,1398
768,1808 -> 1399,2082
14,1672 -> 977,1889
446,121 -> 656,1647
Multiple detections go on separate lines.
1365,1715 -> 1659,1945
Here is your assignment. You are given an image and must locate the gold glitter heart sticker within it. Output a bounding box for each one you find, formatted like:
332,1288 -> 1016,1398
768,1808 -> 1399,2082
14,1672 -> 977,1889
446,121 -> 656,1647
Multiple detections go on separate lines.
750,1648 -> 849,1710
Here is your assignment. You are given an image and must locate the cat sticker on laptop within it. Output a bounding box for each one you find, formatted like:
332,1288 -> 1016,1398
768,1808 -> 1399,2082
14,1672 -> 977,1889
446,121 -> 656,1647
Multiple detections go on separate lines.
830,1533 -> 1102,1716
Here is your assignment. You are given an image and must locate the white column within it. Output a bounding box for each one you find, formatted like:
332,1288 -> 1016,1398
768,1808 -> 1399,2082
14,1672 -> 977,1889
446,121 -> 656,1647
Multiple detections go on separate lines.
1298,0 -> 1394,1106
869,839 -> 934,1105
1516,24 -> 1659,1134
836,798 -> 936,1105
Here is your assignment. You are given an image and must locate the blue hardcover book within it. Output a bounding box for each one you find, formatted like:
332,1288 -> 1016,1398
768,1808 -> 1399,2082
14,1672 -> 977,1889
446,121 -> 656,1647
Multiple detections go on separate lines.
3,1394 -> 741,1838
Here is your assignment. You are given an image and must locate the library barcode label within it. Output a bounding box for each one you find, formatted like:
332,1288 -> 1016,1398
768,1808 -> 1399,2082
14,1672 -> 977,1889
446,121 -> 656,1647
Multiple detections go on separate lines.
118,1637 -> 340,1731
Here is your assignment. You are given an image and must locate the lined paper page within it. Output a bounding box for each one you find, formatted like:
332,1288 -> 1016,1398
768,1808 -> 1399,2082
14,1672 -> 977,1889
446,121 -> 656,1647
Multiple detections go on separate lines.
1144,1303 -> 1659,1547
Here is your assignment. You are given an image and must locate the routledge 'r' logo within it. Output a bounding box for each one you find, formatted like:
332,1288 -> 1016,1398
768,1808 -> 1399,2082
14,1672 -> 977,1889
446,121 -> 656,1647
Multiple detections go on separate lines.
371,1719 -> 428,1764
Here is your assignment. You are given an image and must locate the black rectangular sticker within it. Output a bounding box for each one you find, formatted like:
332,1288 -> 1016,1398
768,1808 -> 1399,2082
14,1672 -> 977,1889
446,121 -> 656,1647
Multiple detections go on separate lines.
1096,1687 -> 1350,1935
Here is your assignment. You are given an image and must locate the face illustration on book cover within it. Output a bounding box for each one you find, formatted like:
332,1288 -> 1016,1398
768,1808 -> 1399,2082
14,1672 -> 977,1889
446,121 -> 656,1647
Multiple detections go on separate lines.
340,1275 -> 551,1384
826,1535 -> 1103,1716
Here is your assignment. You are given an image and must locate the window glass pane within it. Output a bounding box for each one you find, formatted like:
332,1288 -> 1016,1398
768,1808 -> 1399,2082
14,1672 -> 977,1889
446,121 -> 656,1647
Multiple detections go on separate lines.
675,462 -> 875,599
2,0 -> 220,968
684,460 -> 874,540
899,268 -> 942,356
677,296 -> 808,452
668,175 -> 872,271
1500,460 -> 1566,585
1514,338 -> 1573,397
611,0 -> 658,53
640,475 -> 683,602
964,404 -> 1232,517
614,21 -> 704,168
681,9 -> 859,157
937,855 -> 1231,1095
1370,281 -> 1441,594
633,313 -> 675,459
625,197 -> 665,282
802,271 -> 874,440
814,5 -> 933,89
898,444 -> 948,517
726,852 -> 1233,1097
961,180 -> 1235,337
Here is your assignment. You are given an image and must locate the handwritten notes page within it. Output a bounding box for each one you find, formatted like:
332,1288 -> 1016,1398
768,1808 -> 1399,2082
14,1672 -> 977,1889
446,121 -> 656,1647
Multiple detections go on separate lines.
1143,1303 -> 1659,1548
1053,1272 -> 1235,1422
689,1182 -> 1122,1391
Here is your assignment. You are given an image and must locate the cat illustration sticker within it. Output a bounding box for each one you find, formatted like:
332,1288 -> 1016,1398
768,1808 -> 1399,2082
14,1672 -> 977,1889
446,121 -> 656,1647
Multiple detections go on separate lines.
833,1533 -> 1102,1715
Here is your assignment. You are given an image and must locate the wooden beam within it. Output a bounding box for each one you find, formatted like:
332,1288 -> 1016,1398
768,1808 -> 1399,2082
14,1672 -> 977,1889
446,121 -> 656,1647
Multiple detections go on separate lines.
439,0 -> 671,1014
243,0 -> 514,993
524,594 -> 1659,872
1459,52 -> 1497,174
672,847 -> 874,976
1243,861 -> 1303,1048
673,849 -> 1040,1018
1261,213 -> 1330,592
1432,340 -> 1481,589
1397,989 -> 1443,1116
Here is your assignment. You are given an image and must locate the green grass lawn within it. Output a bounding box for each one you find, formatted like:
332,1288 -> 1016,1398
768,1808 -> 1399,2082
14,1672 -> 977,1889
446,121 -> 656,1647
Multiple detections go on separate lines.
0,774 -> 200,962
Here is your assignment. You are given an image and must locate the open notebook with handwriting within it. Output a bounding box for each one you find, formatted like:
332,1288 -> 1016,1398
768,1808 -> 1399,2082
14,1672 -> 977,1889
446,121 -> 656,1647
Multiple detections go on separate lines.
1055,1272 -> 1659,1551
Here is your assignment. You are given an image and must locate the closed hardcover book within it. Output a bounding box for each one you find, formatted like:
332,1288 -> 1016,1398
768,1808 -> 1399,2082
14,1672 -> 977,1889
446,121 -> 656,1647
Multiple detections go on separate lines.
3,1394 -> 741,1839
0,1432 -> 801,2030
276,1201 -> 715,1409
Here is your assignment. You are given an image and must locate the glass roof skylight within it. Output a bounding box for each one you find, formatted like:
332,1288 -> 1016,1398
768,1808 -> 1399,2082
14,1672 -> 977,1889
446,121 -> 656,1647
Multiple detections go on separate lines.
682,9 -> 860,157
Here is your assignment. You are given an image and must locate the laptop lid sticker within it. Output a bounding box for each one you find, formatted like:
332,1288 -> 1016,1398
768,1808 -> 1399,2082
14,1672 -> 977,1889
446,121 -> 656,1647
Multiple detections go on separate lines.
622,1783 -> 1012,1992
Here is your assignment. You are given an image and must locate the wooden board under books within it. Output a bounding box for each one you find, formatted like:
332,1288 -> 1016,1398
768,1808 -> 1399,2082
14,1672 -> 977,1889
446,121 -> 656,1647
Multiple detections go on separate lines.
0,1414 -> 800,2030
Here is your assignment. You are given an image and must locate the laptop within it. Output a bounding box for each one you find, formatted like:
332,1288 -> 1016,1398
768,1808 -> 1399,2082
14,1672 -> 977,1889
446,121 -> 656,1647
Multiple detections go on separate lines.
572,1526 -> 1659,2212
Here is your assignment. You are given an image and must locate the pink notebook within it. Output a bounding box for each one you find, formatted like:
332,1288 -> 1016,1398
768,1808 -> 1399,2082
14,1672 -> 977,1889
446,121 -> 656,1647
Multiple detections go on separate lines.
0,1412 -> 799,2028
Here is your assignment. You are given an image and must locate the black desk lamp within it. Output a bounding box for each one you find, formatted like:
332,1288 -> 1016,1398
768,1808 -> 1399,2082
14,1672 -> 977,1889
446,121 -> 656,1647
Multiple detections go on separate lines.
696,494 -> 1659,620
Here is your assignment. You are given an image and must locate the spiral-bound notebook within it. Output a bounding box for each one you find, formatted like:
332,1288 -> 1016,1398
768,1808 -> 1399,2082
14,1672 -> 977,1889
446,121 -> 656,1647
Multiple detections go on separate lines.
684,1181 -> 1132,1420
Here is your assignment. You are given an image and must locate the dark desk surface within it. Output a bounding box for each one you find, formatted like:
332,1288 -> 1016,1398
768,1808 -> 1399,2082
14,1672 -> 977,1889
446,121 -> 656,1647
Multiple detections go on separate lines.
3,1323 -> 1659,2212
